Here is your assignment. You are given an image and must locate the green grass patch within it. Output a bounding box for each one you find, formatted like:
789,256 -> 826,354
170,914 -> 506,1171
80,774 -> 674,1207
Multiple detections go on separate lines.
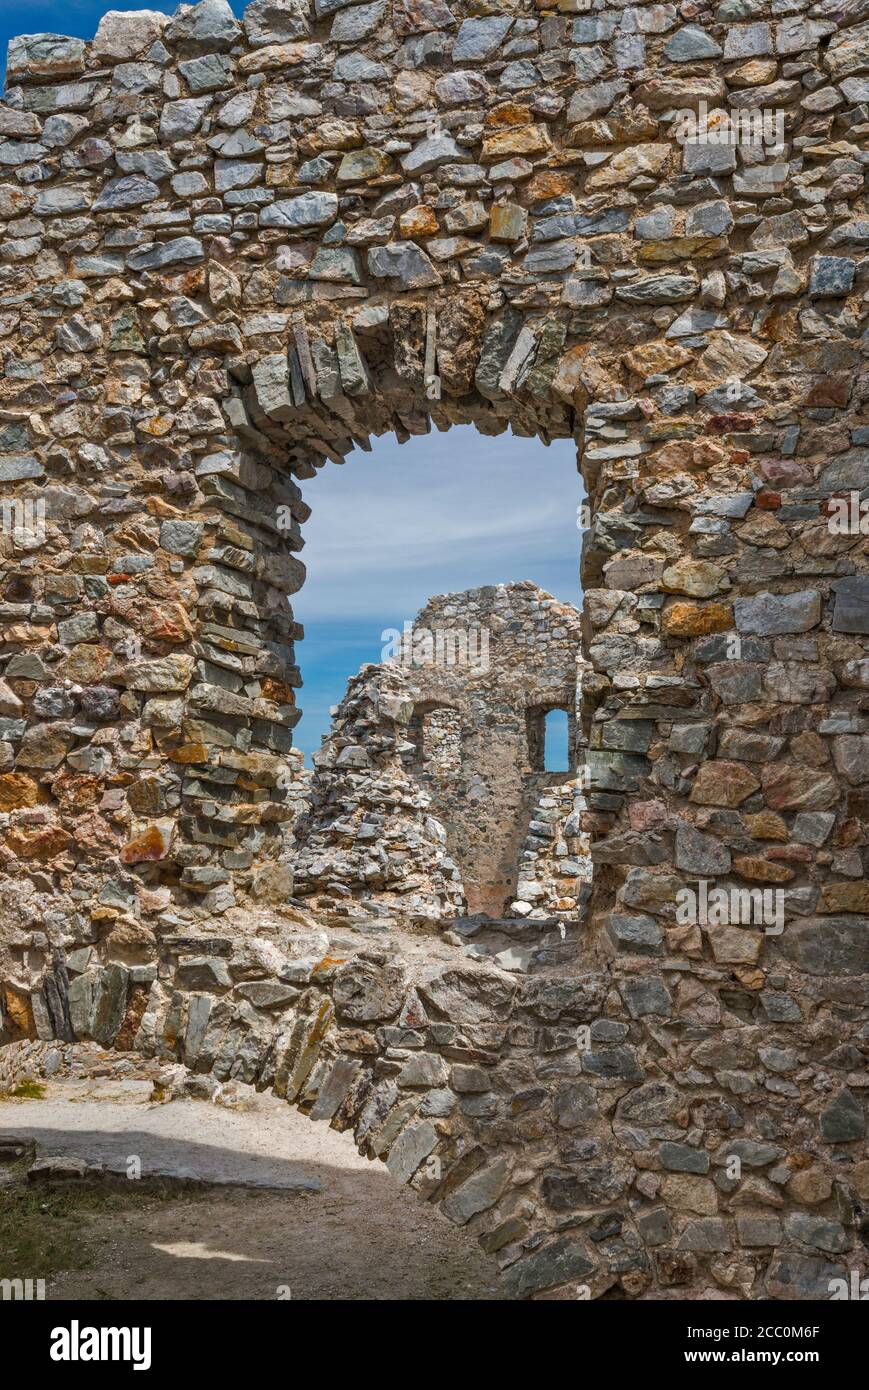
0,1080 -> 47,1100
0,1174 -> 213,1284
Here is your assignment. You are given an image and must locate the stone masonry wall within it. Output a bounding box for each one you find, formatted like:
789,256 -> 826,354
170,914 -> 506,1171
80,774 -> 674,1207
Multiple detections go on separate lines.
289,658 -> 471,921
1,0 -> 868,1301
284,581 -> 590,922
395,580 -> 586,914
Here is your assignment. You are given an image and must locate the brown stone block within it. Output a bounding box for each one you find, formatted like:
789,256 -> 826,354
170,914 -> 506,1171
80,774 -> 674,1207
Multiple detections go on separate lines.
119,821 -> 173,864
525,171 -> 571,205
706,926 -> 764,965
732,856 -> 794,884
399,205 -> 439,238
5,825 -> 74,860
817,881 -> 869,913
690,761 -> 760,807
742,811 -> 789,841
0,772 -> 39,811
481,126 -> 551,160
623,340 -> 693,376
167,742 -> 209,764
486,102 -> 532,127
663,602 -> 733,638
2,985 -> 35,1040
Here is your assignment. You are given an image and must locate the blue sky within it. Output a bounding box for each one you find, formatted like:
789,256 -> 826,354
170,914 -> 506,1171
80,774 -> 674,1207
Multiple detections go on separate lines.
1,0 -> 245,82
294,426 -> 584,763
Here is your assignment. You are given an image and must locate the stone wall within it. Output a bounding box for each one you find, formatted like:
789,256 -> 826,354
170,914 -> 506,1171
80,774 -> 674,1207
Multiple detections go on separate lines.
511,776 -> 592,919
289,659 -> 470,921
282,581 -> 589,922
389,580 -> 586,914
1,0 -> 869,1301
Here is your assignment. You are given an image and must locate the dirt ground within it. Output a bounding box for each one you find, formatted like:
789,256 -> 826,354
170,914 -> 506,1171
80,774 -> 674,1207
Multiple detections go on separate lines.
0,1081 -> 503,1301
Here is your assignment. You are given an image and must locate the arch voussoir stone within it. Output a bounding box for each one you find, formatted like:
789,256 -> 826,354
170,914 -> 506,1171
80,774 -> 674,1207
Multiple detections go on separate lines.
1,0 -> 869,1301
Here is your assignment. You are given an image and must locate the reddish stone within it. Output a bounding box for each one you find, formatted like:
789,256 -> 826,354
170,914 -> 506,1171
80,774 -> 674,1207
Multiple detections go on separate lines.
767,844 -> 814,863
629,798 -> 669,831
690,761 -> 760,807
5,825 -> 74,860
756,491 -> 781,509
392,0 -> 455,35
833,818 -> 865,847
52,772 -> 101,812
803,377 -> 850,408
761,763 -> 839,812
706,413 -> 756,435
114,986 -> 149,1051
120,822 -> 173,863
759,458 -> 814,489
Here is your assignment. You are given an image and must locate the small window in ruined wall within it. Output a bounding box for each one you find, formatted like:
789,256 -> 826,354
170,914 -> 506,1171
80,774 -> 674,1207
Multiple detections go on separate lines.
526,706 -> 575,776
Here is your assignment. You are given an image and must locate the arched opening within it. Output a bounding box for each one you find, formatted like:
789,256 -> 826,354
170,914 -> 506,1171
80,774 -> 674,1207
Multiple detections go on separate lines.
1,0 -> 862,1306
285,422 -> 589,923
526,705 -> 573,775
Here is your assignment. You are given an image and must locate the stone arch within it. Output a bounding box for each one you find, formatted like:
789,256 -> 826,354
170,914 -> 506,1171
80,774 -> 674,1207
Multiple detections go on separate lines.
1,0 -> 868,1300
526,695 -> 579,769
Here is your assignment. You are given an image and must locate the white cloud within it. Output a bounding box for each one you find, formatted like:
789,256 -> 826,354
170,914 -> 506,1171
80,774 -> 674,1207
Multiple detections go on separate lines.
294,425 -> 584,625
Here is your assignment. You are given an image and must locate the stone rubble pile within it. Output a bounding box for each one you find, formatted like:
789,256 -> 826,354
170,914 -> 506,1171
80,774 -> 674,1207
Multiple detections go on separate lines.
291,659 -> 468,920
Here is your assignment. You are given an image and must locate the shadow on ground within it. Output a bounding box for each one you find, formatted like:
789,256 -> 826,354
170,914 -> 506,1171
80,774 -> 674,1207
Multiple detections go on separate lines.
0,1093 -> 506,1301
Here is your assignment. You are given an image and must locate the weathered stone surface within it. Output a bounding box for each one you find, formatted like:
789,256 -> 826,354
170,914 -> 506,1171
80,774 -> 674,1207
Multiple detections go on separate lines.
779,918 -> 869,977
690,762 -> 760,807
0,0 -> 866,1309
333,959 -> 406,1021
503,1237 -> 595,1298
441,1158 -> 508,1224
367,242 -> 441,288
7,34 -> 86,81
675,825 -> 731,876
453,17 -> 512,62
762,765 -> 839,812
385,1119 -> 437,1183
820,1089 -> 865,1143
734,592 -> 820,636
260,193 -> 338,230
93,10 -> 169,60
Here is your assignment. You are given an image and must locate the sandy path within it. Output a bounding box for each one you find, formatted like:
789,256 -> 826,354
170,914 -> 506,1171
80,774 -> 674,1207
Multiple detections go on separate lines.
0,1083 -> 503,1301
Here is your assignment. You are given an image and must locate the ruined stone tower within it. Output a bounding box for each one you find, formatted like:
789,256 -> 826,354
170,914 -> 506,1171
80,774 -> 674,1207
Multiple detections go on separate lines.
290,580 -> 590,920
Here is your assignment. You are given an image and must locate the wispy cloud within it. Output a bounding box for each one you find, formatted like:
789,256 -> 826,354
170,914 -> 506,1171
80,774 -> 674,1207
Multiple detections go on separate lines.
296,426 -> 584,622
291,427 -> 584,758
